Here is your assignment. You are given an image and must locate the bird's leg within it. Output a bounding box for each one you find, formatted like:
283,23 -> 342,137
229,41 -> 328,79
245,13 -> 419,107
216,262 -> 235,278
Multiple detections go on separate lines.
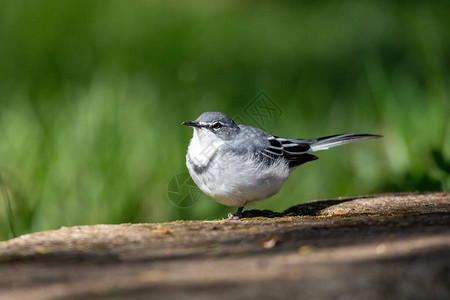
227,206 -> 244,220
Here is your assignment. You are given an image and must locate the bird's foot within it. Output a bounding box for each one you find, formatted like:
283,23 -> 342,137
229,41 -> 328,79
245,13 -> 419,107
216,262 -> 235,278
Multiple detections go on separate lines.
227,212 -> 241,220
227,207 -> 244,220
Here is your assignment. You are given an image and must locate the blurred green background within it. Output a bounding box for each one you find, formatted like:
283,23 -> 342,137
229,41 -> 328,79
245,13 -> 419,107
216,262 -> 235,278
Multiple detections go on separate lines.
0,0 -> 448,240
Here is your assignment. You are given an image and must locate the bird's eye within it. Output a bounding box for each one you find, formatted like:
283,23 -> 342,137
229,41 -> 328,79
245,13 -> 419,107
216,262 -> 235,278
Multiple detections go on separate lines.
212,122 -> 222,130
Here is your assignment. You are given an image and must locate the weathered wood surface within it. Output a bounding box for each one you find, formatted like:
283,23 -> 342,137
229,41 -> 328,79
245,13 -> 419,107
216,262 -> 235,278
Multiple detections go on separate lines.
0,192 -> 449,300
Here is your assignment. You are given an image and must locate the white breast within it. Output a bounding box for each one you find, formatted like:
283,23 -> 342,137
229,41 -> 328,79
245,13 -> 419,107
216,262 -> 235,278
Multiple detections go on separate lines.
187,129 -> 224,167
187,133 -> 290,207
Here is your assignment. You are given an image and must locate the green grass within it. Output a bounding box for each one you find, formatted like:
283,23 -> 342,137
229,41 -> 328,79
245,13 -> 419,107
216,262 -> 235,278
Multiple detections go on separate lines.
0,0 -> 448,240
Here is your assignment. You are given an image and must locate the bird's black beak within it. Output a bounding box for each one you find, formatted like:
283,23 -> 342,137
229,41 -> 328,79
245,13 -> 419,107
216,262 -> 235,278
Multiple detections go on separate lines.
182,121 -> 200,128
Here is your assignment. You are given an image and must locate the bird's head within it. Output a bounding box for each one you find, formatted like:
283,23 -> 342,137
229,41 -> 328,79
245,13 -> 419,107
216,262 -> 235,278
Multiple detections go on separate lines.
182,111 -> 240,142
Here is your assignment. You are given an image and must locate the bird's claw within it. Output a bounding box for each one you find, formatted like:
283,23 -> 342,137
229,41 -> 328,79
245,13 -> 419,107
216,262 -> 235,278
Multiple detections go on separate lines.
227,212 -> 241,220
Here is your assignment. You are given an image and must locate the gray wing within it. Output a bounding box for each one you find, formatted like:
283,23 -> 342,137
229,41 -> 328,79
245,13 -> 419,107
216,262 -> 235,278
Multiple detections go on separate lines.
261,136 -> 318,169
261,133 -> 380,168
233,126 -> 317,169
227,126 -> 378,169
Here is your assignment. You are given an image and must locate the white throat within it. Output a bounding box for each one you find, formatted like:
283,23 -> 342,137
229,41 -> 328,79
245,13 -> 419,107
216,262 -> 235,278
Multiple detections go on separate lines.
188,129 -> 224,166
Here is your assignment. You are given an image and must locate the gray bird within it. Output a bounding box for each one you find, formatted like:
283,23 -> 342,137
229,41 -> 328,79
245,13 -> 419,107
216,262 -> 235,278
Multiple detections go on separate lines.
182,111 -> 380,219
